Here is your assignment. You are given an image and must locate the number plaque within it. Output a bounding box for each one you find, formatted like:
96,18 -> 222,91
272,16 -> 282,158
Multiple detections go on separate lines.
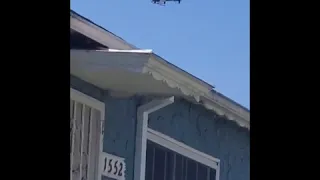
101,152 -> 126,180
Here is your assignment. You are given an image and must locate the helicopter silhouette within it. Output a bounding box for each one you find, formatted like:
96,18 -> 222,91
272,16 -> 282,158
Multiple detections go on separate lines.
152,0 -> 181,6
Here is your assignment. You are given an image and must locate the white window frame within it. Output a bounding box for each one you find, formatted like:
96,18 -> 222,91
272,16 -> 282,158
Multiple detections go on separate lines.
147,129 -> 220,180
70,88 -> 105,180
134,97 -> 220,180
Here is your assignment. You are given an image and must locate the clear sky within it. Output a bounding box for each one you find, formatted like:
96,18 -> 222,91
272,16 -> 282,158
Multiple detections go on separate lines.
71,0 -> 250,109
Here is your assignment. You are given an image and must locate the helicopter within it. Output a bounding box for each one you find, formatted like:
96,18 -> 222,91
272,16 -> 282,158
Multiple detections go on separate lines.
152,0 -> 181,5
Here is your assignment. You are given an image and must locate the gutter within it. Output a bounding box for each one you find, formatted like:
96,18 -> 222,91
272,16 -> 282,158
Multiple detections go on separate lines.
134,97 -> 175,180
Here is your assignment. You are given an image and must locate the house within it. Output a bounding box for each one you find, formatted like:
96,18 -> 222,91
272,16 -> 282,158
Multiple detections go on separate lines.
70,10 -> 250,180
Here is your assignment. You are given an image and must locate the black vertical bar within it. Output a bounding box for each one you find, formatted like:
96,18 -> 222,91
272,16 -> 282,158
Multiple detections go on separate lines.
164,151 -> 167,180
152,147 -> 156,180
173,153 -> 176,180
197,163 -> 207,180
195,163 -> 198,180
181,157 -> 184,180
86,107 -> 91,153
209,168 -> 216,180
146,141 -> 154,180
185,159 -> 188,180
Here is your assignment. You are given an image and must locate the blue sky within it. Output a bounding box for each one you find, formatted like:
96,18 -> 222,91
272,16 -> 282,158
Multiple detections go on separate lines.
71,0 -> 250,109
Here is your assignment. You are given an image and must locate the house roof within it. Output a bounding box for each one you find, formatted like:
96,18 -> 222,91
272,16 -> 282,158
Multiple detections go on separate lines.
70,29 -> 108,49
70,10 -> 214,90
70,10 -> 137,50
70,10 -> 250,130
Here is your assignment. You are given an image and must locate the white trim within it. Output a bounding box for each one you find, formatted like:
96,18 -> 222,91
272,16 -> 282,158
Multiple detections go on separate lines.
70,101 -> 76,180
149,54 -> 214,92
79,104 -> 86,178
105,49 -> 153,53
70,88 -> 105,180
134,96 -> 220,180
147,129 -> 220,179
70,88 -> 105,115
147,128 -> 220,169
216,162 -> 220,180
134,97 -> 175,180
98,112 -> 105,180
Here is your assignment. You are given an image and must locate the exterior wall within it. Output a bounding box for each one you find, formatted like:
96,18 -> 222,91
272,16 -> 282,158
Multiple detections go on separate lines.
70,75 -> 249,180
148,98 -> 250,180
71,75 -> 138,180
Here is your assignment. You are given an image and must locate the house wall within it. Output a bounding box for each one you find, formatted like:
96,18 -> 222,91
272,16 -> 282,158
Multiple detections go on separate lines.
71,75 -> 138,180
71,75 -> 249,180
148,98 -> 250,180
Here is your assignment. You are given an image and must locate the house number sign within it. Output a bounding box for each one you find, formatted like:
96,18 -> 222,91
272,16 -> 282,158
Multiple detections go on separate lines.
101,152 -> 126,180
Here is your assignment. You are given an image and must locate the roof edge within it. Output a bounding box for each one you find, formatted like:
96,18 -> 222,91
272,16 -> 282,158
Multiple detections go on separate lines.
152,53 -> 215,89
70,10 -> 137,50
104,49 -> 215,90
99,49 -> 250,128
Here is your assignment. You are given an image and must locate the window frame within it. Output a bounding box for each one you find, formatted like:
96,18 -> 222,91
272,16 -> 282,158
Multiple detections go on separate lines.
70,88 -> 105,180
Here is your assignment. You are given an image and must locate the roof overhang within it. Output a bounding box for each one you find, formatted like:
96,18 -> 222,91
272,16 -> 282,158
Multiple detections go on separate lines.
70,49 -> 250,130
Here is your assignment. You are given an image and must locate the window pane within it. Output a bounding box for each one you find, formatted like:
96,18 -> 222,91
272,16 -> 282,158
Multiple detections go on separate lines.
186,159 -> 197,180
175,154 -> 184,180
197,163 -> 208,180
145,140 -> 218,180
209,168 -> 216,180
165,151 -> 174,180
154,144 -> 166,180
146,141 -> 155,180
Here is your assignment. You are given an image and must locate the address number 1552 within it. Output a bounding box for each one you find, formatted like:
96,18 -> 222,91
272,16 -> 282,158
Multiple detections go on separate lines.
101,152 -> 125,180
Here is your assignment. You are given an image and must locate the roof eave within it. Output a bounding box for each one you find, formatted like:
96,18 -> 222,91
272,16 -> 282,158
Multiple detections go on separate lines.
148,53 -> 250,129
71,49 -> 250,130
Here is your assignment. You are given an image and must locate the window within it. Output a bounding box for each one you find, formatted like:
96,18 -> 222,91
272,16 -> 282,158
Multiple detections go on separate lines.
145,140 -> 217,180
70,88 -> 105,180
145,129 -> 220,180
134,97 -> 220,180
